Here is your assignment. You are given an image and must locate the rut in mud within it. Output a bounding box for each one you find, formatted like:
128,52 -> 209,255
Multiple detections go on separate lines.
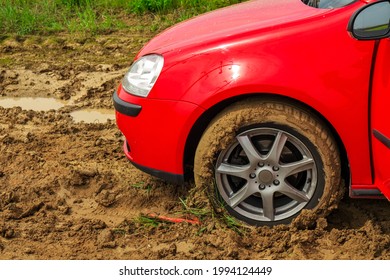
0,32 -> 390,260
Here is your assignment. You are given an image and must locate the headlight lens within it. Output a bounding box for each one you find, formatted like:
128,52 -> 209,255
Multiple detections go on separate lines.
122,54 -> 164,97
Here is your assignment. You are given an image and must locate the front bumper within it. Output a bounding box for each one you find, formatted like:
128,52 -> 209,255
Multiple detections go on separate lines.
113,91 -> 142,117
122,140 -> 184,184
113,89 -> 204,184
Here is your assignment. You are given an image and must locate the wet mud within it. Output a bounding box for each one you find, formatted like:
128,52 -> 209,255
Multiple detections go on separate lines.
0,32 -> 390,260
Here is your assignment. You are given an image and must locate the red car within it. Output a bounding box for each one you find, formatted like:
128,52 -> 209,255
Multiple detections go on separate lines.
113,0 -> 390,226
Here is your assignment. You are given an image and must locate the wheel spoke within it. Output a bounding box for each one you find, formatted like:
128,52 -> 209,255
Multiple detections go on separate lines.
217,163 -> 250,180
281,157 -> 315,177
228,183 -> 256,208
237,134 -> 262,163
261,191 -> 275,221
278,182 -> 310,203
265,132 -> 288,163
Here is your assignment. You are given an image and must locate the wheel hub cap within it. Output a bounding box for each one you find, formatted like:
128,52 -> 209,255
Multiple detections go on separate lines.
259,169 -> 274,185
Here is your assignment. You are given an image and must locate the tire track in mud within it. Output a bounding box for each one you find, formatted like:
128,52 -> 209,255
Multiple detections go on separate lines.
0,34 -> 390,260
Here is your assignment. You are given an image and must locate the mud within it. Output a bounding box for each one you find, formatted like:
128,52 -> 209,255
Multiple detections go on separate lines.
1,31 -> 390,260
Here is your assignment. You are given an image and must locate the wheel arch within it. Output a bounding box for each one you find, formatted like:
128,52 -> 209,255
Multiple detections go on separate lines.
183,93 -> 350,189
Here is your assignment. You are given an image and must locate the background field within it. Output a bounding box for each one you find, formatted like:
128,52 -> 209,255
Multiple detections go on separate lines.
0,0 -> 245,35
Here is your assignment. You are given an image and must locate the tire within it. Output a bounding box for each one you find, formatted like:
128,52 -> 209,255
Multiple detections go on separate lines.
194,98 -> 342,226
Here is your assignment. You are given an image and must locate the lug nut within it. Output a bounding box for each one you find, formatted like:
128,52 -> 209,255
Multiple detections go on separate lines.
250,173 -> 256,179
258,162 -> 265,167
273,180 -> 280,186
259,184 -> 266,190
273,166 -> 280,171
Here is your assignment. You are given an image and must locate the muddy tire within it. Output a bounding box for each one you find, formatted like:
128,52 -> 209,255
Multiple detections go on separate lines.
194,98 -> 343,226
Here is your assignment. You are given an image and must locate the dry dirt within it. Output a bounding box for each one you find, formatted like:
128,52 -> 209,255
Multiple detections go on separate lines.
0,30 -> 390,260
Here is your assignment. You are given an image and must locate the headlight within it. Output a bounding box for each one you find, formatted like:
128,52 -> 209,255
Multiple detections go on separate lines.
122,54 -> 164,97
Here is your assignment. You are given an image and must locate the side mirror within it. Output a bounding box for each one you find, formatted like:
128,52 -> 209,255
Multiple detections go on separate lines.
348,0 -> 390,40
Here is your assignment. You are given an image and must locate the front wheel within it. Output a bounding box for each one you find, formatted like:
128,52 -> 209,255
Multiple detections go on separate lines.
194,99 -> 343,226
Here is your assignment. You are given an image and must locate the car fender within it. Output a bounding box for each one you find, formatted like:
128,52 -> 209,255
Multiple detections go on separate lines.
175,43 -> 374,186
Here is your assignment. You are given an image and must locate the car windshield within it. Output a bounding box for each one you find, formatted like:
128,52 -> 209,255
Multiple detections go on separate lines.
301,0 -> 356,8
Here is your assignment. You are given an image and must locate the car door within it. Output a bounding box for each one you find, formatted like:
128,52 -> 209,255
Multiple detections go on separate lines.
371,38 -> 390,199
349,0 -> 390,199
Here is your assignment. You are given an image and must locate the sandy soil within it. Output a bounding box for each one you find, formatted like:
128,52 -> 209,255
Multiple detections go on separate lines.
0,30 -> 390,260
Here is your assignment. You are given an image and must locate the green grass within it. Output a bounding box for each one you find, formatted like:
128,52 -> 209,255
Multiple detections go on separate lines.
0,57 -> 12,66
178,197 -> 210,218
129,0 -> 243,14
131,182 -> 153,197
0,0 -> 246,35
135,215 -> 161,228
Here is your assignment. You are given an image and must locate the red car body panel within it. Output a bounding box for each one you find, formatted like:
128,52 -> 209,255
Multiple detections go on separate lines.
371,39 -> 390,198
139,0 -> 326,56
115,0 -> 390,199
115,89 -> 204,176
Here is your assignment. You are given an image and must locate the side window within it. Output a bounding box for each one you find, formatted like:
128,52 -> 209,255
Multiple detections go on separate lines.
349,1 -> 390,40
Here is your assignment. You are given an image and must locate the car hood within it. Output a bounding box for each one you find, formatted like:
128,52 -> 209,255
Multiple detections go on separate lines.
138,0 -> 331,57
